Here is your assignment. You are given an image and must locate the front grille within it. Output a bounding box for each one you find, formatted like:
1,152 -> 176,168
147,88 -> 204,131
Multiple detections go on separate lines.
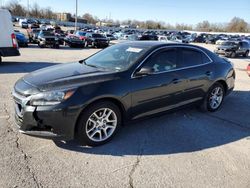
12,89 -> 30,119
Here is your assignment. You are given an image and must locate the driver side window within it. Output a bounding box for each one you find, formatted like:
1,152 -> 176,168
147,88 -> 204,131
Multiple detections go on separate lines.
142,49 -> 177,73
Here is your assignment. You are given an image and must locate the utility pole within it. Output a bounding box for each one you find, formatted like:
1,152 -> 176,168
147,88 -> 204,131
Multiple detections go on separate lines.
75,0 -> 78,31
27,0 -> 30,17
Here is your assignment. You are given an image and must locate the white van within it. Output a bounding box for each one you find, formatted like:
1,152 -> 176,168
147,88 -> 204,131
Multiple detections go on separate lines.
0,9 -> 20,63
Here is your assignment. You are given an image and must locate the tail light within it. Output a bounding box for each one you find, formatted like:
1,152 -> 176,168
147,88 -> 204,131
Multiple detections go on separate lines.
247,64 -> 250,77
11,33 -> 18,48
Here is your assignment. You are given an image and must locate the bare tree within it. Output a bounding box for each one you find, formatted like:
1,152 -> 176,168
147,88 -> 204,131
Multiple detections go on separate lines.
227,17 -> 248,32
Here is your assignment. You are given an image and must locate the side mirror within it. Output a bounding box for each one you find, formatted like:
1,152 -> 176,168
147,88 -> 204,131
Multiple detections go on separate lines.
135,66 -> 154,77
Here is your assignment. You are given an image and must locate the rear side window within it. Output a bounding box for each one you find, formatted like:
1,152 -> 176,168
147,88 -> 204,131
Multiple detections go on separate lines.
143,49 -> 177,72
179,48 -> 210,68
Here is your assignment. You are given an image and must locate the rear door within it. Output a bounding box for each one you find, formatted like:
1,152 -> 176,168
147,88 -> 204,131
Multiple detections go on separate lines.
176,47 -> 214,102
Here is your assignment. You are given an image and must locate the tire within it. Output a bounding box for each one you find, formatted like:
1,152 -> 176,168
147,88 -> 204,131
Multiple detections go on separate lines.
38,42 -> 44,48
243,50 -> 249,57
230,51 -> 236,58
76,101 -> 121,146
199,83 -> 225,112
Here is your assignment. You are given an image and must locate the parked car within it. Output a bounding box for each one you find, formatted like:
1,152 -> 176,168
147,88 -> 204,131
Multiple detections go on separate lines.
193,35 -> 206,43
74,30 -> 87,40
205,36 -> 221,44
0,9 -> 20,63
37,30 -> 60,48
215,41 -> 249,58
14,30 -> 28,47
55,30 -> 66,45
27,28 -> 41,44
139,35 -> 158,41
216,38 -> 228,45
106,34 -> 117,41
85,33 -> 109,48
12,42 -> 235,146
64,35 -> 85,48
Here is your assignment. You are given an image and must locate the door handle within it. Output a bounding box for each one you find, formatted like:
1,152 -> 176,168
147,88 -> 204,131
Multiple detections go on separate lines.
205,71 -> 212,76
172,78 -> 182,84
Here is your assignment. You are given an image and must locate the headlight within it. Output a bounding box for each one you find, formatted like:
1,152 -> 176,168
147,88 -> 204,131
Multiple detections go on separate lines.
30,89 -> 75,106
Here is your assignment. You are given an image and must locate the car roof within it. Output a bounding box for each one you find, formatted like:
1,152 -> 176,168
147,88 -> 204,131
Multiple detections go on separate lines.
119,41 -> 201,49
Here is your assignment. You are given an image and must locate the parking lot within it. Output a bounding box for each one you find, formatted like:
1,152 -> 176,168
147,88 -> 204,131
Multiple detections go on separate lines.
0,43 -> 250,188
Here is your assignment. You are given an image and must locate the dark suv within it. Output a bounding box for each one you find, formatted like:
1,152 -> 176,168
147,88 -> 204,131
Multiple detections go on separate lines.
215,41 -> 249,58
37,30 -> 60,49
85,33 -> 109,48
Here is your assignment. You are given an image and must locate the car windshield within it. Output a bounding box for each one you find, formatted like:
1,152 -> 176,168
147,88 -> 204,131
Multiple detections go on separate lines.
77,31 -> 86,36
92,34 -> 104,38
221,42 -> 237,46
84,43 -> 150,71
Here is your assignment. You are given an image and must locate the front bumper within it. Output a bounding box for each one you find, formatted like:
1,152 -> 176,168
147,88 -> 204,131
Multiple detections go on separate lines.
214,50 -> 231,56
40,40 -> 59,46
95,41 -> 109,47
13,91 -> 80,140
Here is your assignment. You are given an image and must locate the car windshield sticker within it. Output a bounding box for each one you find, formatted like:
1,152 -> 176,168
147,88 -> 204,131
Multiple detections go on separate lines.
126,47 -> 143,53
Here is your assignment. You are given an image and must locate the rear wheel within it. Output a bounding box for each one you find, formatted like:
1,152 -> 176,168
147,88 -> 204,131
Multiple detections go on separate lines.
199,83 -> 225,112
243,50 -> 249,57
38,42 -> 44,48
76,101 -> 121,146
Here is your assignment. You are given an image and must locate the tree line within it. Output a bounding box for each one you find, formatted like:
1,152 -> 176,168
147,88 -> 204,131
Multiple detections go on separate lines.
2,0 -> 250,33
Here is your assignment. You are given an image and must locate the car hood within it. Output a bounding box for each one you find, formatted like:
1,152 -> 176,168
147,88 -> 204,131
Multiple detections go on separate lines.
21,62 -> 117,92
94,37 -> 108,41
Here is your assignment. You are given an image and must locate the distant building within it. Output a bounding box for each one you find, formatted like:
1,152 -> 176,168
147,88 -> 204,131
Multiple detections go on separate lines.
70,17 -> 88,24
56,13 -> 87,24
56,13 -> 72,22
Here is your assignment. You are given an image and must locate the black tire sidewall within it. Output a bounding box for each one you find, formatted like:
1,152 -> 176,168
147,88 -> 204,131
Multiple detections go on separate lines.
76,101 -> 121,146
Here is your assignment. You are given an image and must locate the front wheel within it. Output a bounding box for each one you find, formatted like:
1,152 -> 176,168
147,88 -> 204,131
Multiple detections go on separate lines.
199,83 -> 225,112
76,101 -> 121,146
230,51 -> 236,58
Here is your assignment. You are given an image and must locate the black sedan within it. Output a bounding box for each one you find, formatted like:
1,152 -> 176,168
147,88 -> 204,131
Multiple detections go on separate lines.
64,35 -> 86,48
12,42 -> 235,146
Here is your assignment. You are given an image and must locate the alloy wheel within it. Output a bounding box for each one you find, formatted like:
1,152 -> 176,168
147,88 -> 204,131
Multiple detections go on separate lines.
209,87 -> 224,110
85,108 -> 117,142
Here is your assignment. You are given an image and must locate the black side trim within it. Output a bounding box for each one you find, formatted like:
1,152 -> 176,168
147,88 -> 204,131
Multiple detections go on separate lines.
0,47 -> 20,57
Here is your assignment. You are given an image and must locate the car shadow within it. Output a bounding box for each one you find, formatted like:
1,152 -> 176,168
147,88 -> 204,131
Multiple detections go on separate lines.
54,90 -> 250,156
0,61 -> 59,74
